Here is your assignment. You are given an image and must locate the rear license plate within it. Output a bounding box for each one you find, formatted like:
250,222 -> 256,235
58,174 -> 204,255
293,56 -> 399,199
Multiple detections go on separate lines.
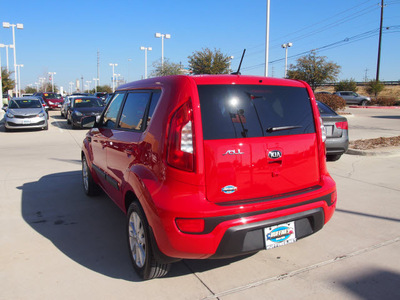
325,125 -> 333,137
23,120 -> 31,124
264,221 -> 296,250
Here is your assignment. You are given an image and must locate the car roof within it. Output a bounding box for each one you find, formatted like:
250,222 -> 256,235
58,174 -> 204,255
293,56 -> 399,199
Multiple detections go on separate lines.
117,75 -> 308,91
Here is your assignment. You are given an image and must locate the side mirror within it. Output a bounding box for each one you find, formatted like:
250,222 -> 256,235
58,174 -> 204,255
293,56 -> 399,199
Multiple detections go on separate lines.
81,116 -> 97,128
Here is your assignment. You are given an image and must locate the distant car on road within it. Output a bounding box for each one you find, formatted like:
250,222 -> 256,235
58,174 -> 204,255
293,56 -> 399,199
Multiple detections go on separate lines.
67,96 -> 104,129
317,101 -> 349,161
334,91 -> 371,106
3,98 -> 48,131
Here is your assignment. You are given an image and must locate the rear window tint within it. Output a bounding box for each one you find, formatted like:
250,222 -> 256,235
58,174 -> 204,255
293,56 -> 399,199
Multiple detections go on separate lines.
198,85 -> 315,140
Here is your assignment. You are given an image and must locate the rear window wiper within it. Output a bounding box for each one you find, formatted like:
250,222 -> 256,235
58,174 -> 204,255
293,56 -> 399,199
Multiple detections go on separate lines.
266,125 -> 302,133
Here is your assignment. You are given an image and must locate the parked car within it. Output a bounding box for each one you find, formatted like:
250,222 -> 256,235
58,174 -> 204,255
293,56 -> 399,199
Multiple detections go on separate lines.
2,93 -> 11,106
317,101 -> 349,161
60,95 -> 81,118
67,96 -> 104,129
81,75 -> 337,280
93,92 -> 108,101
3,97 -> 48,131
31,96 -> 49,119
334,91 -> 371,106
33,92 -> 63,109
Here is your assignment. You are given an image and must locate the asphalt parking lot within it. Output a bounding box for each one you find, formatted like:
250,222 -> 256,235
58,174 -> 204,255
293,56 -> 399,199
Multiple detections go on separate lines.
0,108 -> 399,299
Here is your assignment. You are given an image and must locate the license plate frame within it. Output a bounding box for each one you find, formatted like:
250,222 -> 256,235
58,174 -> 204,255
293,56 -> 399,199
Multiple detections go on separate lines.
264,221 -> 296,250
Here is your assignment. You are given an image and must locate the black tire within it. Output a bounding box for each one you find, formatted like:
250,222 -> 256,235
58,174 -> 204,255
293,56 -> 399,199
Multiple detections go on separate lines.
82,155 -> 99,196
67,112 -> 71,124
360,100 -> 367,106
327,154 -> 341,161
127,202 -> 170,280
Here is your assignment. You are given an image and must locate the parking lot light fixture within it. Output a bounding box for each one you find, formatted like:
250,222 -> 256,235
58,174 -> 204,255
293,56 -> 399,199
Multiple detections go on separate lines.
3,22 -> 24,96
155,33 -> 171,72
281,42 -> 293,78
140,46 -> 152,79
109,63 -> 118,92
48,72 -> 56,93
93,78 -> 99,93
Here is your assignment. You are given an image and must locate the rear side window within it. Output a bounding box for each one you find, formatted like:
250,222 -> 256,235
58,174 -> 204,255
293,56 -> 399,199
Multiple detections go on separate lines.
198,85 -> 315,140
118,92 -> 151,130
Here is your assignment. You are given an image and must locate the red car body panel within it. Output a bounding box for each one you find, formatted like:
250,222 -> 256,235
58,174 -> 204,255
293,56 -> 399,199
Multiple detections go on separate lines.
82,75 -> 336,260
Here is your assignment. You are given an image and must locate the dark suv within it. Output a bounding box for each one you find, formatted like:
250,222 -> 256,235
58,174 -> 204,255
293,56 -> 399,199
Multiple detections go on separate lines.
81,75 -> 337,280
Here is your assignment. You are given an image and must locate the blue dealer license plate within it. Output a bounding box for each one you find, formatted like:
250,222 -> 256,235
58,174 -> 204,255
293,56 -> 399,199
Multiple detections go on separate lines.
264,221 -> 296,250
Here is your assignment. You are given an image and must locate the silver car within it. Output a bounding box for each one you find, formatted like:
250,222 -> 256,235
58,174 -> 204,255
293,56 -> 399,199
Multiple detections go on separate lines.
4,98 -> 48,131
334,91 -> 371,106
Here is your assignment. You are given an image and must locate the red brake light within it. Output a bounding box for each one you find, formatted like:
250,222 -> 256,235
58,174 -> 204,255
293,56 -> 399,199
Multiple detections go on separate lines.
336,121 -> 348,130
167,100 -> 195,172
176,218 -> 204,233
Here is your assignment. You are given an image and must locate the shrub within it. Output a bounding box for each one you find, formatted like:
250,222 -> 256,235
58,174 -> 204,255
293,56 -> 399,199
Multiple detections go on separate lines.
315,93 -> 346,111
370,97 -> 397,106
366,80 -> 384,99
334,79 -> 358,92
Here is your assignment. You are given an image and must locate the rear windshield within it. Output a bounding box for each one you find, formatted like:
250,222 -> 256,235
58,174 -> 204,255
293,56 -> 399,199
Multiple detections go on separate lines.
198,85 -> 315,140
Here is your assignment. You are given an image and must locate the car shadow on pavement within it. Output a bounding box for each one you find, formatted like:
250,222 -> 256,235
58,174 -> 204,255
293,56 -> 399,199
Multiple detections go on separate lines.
340,269 -> 400,299
19,170 -> 250,281
372,115 -> 400,120
20,170 -> 141,282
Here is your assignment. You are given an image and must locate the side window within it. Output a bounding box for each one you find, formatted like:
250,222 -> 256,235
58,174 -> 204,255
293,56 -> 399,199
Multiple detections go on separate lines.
147,91 -> 161,127
102,93 -> 125,128
118,92 -> 151,130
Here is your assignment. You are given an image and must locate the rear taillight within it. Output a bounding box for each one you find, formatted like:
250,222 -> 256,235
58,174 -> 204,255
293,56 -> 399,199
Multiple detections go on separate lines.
319,117 -> 327,143
336,121 -> 348,130
167,100 -> 195,172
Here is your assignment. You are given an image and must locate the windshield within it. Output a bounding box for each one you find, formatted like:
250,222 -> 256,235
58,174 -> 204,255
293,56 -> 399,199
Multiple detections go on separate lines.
74,98 -> 104,108
9,99 -> 42,109
198,85 -> 315,140
42,93 -> 59,99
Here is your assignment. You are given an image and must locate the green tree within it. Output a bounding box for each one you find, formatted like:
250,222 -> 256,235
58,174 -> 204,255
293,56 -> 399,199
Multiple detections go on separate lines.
335,78 -> 358,92
188,48 -> 231,75
287,51 -> 341,91
24,86 -> 37,94
1,67 -> 15,93
96,85 -> 112,93
151,58 -> 185,77
366,80 -> 384,99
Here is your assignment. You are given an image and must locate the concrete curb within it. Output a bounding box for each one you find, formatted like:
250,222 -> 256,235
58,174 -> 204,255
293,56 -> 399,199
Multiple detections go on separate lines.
346,147 -> 400,157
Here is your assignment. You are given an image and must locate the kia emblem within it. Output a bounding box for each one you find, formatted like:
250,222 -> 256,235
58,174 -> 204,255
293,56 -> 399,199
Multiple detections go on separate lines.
268,150 -> 282,159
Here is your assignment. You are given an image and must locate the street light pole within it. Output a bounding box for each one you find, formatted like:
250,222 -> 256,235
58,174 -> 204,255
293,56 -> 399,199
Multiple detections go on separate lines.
155,33 -> 171,72
281,43 -> 293,78
140,47 -> 152,79
3,22 -> 23,97
109,63 -> 118,92
69,82 -> 74,94
264,0 -> 270,77
17,64 -> 24,96
48,72 -> 56,93
93,78 -> 99,93
86,81 -> 92,93
0,44 -> 3,109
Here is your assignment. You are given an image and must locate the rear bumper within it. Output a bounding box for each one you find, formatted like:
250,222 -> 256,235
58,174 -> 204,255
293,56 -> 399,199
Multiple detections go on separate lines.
210,207 -> 324,259
148,176 -> 336,260
326,133 -> 349,155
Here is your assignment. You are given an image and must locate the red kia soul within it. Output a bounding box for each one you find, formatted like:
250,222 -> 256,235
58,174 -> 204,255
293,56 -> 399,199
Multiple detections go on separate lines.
81,75 -> 336,280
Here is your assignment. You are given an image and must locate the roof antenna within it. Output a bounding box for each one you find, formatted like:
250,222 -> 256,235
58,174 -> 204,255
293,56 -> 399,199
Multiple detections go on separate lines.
231,49 -> 246,75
